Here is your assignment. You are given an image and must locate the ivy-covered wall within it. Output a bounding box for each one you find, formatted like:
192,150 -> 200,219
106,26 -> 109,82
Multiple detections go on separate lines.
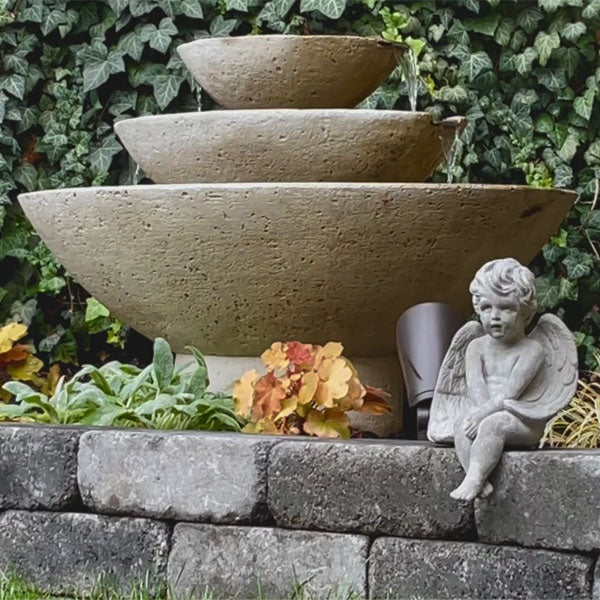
0,0 -> 598,372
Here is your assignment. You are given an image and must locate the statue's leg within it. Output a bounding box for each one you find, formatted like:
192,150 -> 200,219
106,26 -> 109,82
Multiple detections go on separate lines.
450,411 -> 534,501
453,418 -> 472,472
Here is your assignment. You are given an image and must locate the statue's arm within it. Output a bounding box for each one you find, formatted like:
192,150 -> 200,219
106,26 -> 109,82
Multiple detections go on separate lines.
502,342 -> 545,404
465,341 -> 490,403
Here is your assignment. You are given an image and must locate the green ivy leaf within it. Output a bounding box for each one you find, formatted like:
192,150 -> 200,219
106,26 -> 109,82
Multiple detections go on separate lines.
118,31 -> 144,61
181,0 -> 203,17
88,134 -> 122,172
209,15 -> 238,36
108,0 -> 129,14
85,297 -> 110,323
534,67 -> 567,91
13,162 -> 38,192
434,85 -> 469,104
494,18 -> 515,46
573,89 -> 595,121
226,0 -> 249,10
152,72 -> 184,109
553,46 -> 580,78
130,0 -> 158,17
464,11 -> 500,36
82,47 -> 125,93
536,274 -> 561,309
582,0 -> 600,18
149,18 -> 178,53
517,6 -> 543,33
458,51 -> 492,81
534,113 -> 554,133
0,74 -> 25,100
558,132 -> 579,161
539,0 -> 563,11
514,47 -> 537,76
300,0 -> 346,19
534,31 -> 560,66
563,250 -> 594,279
17,1 -> 44,23
553,164 -> 573,187
41,9 -> 67,36
562,21 -> 586,42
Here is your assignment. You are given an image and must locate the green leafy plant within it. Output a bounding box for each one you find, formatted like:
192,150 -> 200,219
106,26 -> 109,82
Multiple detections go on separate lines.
0,337 -> 241,431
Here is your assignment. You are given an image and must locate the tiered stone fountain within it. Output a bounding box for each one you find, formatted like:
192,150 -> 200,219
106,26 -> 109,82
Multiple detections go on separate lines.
19,35 -> 576,436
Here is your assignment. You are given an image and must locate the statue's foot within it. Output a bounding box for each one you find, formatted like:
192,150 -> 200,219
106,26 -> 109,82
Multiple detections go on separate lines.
478,481 -> 494,499
450,478 -> 482,501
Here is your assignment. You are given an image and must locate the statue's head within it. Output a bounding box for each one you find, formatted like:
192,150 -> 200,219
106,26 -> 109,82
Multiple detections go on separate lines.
469,258 -> 537,342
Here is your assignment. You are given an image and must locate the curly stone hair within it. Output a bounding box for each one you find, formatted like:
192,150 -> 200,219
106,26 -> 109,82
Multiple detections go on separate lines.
469,258 -> 537,325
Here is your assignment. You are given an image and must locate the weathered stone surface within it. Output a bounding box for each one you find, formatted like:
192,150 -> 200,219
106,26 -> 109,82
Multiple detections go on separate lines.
476,450 -> 600,551
19,184 -> 574,356
593,558 -> 600,600
115,110 -> 462,184
268,441 -> 474,538
78,430 -> 274,522
177,35 -> 399,109
369,538 -> 593,600
168,523 -> 368,599
0,424 -> 80,510
0,511 -> 169,596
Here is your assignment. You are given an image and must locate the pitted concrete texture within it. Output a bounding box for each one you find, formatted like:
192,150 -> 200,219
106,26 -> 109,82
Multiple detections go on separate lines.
369,538 -> 593,599
475,450 -> 600,551
175,354 -> 404,437
78,430 -> 274,522
19,183 -> 575,355
168,523 -> 368,599
0,511 -> 169,596
177,35 -> 399,109
0,425 -> 80,510
268,441 -> 474,538
114,110 -> 462,183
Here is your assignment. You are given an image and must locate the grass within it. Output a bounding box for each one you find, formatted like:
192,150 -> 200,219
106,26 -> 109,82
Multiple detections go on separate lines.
541,374 -> 600,448
0,572 -> 365,600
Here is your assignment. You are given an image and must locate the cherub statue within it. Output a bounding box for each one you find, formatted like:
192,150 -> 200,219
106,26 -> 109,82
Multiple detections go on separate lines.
427,258 -> 577,501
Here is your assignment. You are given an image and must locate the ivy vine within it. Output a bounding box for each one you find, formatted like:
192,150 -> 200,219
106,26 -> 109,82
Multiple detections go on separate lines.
0,0 -> 598,371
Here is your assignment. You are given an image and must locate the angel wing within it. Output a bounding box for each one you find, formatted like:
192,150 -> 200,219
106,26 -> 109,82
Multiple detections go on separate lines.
427,320 -> 484,443
503,314 -> 578,422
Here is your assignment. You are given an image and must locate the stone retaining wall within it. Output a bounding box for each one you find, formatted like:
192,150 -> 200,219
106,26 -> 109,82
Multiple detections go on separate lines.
0,424 -> 599,599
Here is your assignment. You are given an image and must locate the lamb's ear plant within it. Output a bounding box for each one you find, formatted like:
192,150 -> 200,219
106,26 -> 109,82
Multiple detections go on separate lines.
0,338 -> 242,432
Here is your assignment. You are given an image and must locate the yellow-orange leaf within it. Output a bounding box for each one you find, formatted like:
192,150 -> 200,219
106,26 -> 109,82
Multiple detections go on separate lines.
261,342 -> 289,371
286,341 -> 313,366
242,417 -> 281,435
233,369 -> 258,418
41,364 -> 62,397
0,322 -> 27,354
318,358 -> 352,399
298,371 -> 319,404
314,381 -> 334,408
7,354 -> 44,381
275,395 -> 298,421
303,408 -> 350,438
253,372 -> 287,420
0,344 -> 30,366
359,385 -> 393,415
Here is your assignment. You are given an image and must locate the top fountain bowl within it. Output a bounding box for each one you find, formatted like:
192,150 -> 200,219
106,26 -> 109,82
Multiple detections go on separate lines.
176,35 -> 403,109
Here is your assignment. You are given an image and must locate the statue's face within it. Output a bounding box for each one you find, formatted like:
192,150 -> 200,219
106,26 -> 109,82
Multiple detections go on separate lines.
478,291 -> 525,342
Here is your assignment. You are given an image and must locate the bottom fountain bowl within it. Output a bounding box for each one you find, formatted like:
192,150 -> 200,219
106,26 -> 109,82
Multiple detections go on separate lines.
19,183 -> 575,356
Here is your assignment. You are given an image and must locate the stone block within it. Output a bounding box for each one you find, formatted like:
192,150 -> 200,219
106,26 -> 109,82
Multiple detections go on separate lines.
78,430 -> 276,522
268,441 -> 473,538
593,558 -> 600,600
168,523 -> 368,599
369,538 -> 593,599
0,510 -> 169,596
0,424 -> 80,510
476,450 -> 600,551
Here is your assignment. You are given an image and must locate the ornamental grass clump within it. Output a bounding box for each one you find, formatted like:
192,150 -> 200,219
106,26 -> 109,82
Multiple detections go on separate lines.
542,371 -> 600,448
0,338 -> 241,432
234,341 -> 391,438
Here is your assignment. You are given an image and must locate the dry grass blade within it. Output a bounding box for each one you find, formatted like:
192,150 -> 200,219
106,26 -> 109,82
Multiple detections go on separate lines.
541,377 -> 600,448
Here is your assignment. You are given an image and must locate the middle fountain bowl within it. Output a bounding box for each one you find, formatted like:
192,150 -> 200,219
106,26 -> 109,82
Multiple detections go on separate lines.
114,110 -> 464,183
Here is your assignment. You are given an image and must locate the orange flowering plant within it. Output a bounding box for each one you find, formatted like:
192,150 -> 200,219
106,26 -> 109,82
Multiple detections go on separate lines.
233,341 -> 391,438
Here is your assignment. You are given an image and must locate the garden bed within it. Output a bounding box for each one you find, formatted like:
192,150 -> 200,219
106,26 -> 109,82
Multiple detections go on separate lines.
0,423 -> 599,598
